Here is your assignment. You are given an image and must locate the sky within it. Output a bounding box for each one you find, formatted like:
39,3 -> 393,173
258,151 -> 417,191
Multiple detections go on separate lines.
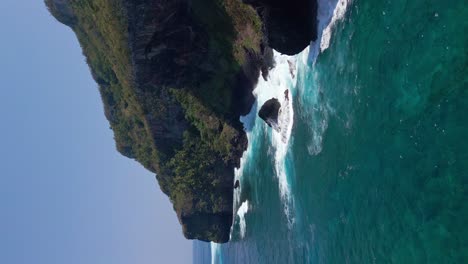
0,1 -> 192,263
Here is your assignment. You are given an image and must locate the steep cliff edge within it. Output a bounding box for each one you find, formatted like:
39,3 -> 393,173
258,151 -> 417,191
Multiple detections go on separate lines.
45,0 -> 316,242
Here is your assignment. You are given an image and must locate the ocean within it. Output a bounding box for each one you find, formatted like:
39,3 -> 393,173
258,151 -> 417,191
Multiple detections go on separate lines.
194,0 -> 468,263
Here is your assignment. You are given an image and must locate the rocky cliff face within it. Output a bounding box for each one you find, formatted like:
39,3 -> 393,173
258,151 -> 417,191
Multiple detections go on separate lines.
245,0 -> 318,55
123,0 -> 267,242
45,0 -> 317,243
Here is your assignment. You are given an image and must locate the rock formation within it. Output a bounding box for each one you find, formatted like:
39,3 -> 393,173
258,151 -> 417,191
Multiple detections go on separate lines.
245,0 -> 318,55
259,98 -> 281,131
45,0 -> 317,243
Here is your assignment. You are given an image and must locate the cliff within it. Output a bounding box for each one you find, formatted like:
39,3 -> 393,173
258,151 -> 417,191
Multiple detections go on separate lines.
246,0 -> 318,55
45,0 -> 317,242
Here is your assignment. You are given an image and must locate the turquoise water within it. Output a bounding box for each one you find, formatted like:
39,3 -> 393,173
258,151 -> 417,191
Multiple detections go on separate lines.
194,0 -> 468,263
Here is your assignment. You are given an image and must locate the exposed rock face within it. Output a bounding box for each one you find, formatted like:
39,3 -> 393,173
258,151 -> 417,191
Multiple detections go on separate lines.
45,0 -> 316,243
234,180 -> 240,189
125,0 -> 196,161
245,0 -> 318,55
123,0 -> 267,242
259,98 -> 281,131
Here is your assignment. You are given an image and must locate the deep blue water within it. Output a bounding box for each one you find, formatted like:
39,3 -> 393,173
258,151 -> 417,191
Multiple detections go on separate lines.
195,0 -> 468,263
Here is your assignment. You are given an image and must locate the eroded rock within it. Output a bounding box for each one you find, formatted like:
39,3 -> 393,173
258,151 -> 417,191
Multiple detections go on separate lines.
259,98 -> 281,131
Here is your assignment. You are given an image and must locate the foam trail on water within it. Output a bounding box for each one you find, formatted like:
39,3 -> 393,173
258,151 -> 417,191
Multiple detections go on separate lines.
257,53 -> 297,197
299,0 -> 350,155
254,52 -> 298,224
231,50 -> 298,231
308,0 -> 350,64
227,101 -> 257,242
296,54 -> 331,156
237,201 -> 249,238
232,108 -> 257,208
231,0 -> 352,233
321,0 -> 350,52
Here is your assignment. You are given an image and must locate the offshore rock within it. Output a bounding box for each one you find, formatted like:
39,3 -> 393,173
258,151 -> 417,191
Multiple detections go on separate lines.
259,98 -> 281,131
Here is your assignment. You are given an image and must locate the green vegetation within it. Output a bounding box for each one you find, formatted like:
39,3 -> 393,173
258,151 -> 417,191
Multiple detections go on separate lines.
172,90 -> 241,162
46,0 -> 264,241
189,0 -> 262,113
168,131 -> 223,213
46,0 -> 162,172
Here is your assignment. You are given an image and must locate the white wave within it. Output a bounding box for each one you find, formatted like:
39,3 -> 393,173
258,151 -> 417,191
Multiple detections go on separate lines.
233,50 -> 298,229
309,0 -> 351,64
230,97 -> 258,239
236,200 -> 249,238
233,109 -> 256,207
232,0 -> 352,231
321,0 -> 350,52
231,103 -> 258,236
301,0 -> 349,155
256,52 -> 296,198
296,62 -> 332,157
253,51 -> 298,226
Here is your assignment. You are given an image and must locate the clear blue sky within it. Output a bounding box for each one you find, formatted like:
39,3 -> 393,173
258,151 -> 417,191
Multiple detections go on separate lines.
0,1 -> 191,263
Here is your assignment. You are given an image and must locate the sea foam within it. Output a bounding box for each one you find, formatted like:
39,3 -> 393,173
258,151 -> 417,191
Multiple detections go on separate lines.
232,0 -> 352,236
237,200 -> 249,238
309,0 -> 351,64
302,0 -> 350,155
255,52 -> 298,225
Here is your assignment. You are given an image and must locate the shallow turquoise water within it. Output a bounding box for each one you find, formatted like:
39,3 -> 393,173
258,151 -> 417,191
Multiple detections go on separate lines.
194,0 -> 468,263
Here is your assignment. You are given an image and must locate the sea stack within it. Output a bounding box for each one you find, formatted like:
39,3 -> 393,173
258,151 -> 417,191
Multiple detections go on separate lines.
45,0 -> 317,243
259,98 -> 281,131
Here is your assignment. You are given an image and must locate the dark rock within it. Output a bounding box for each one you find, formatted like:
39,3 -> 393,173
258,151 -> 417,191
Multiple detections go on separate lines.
181,212 -> 233,243
258,98 -> 281,130
46,0 -> 317,244
245,0 -> 318,55
234,180 -> 240,189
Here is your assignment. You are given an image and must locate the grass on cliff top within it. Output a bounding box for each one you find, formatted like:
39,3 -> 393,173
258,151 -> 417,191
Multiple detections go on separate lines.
167,0 -> 262,217
189,0 -> 262,116
192,0 -> 262,63
47,0 -> 264,226
64,0 -> 161,173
